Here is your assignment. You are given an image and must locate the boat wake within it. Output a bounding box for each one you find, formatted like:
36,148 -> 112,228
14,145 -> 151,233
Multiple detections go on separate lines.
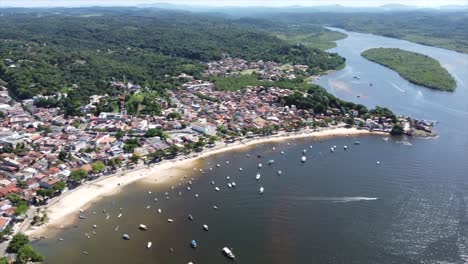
389,82 -> 406,93
284,196 -> 379,203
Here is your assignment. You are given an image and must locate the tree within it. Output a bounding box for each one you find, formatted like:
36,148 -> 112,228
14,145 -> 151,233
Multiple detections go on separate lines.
6,234 -> 29,253
166,112 -> 181,120
52,181 -> 66,192
130,154 -> 141,164
91,161 -> 106,173
0,257 -> 7,264
0,226 -> 12,241
58,150 -> 69,161
69,168 -> 88,183
16,244 -> 44,264
144,128 -> 163,138
14,201 -> 29,216
115,130 -> 124,139
390,124 -> 404,135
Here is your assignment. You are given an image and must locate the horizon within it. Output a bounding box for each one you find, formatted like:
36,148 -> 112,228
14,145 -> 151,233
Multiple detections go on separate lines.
1,0 -> 467,8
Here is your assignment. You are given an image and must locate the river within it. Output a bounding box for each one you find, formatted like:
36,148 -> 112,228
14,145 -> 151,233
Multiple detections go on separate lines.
34,29 -> 468,264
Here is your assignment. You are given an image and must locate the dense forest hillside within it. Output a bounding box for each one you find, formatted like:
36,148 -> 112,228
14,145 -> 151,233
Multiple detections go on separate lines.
0,9 -> 345,107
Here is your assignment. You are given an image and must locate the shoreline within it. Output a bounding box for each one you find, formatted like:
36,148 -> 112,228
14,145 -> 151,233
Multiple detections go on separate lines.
25,127 -> 385,237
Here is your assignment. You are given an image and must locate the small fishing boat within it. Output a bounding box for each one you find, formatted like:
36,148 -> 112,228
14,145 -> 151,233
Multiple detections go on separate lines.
148,191 -> 152,194
203,224 -> 209,231
354,141 -> 361,145
281,151 -> 285,155
226,176 -> 230,180
216,164 -> 220,167
146,205 -> 151,209
83,251 -> 89,255
213,205 -> 219,210
79,214 -> 86,219
188,180 -> 192,185
377,161 -> 381,165
344,145 -> 348,150
117,213 -> 122,218
226,161 -> 230,164
277,170 -> 282,175
247,154 -> 250,157
114,225 -> 119,232
231,182 -> 236,188
139,224 -> 148,230
303,149 -> 307,154
93,224 -> 97,229
309,145 -> 313,149
187,187 -> 191,191
228,183 -> 232,188
256,173 -> 261,180
168,219 -> 174,223
258,163 -> 263,168
222,247 -> 235,259
259,186 -> 264,194
215,187 -> 220,192
158,209 -> 162,214
330,147 -> 335,152
267,159 -> 275,165
59,238 -> 64,241
188,214 -> 194,221
239,168 -> 243,171
122,234 -> 130,240
211,181 -> 215,185
92,231 -> 97,235
195,194 -> 199,198
147,242 -> 152,249
191,240 -> 197,248
301,156 -> 307,162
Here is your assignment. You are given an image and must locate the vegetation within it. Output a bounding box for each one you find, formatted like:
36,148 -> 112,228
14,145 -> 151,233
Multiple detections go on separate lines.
361,48 -> 456,91
0,9 -> 345,114
276,31 -> 347,50
69,168 -> 88,183
391,124 -> 405,135
210,74 -> 319,92
7,234 -> 43,264
6,193 -> 29,216
91,161 -> 106,173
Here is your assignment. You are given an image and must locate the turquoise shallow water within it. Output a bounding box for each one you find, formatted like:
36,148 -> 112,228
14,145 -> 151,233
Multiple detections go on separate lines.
35,29 -> 468,264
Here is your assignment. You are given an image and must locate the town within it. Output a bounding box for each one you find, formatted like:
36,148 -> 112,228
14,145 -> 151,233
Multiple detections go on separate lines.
0,56 -> 433,247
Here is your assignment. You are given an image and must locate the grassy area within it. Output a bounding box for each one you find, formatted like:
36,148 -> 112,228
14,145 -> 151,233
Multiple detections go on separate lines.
361,48 -> 456,91
402,34 -> 468,54
209,74 -> 314,91
276,31 -> 347,50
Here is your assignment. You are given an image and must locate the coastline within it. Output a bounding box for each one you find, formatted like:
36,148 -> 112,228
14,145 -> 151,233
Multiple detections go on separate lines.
26,127 -> 385,237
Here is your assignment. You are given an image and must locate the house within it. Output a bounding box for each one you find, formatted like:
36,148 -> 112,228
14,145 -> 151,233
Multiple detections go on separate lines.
0,217 -> 11,232
191,120 -> 217,136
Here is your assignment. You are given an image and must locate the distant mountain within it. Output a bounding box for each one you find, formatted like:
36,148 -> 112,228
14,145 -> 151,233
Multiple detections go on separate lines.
439,5 -> 468,10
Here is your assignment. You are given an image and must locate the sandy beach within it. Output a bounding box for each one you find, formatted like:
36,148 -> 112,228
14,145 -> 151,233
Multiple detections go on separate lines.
26,127 -> 384,236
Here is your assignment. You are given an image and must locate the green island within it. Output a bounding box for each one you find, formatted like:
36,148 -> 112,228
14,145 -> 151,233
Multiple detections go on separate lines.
361,48 -> 456,91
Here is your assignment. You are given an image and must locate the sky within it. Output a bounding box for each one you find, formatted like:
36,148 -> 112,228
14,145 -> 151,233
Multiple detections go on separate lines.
1,0 -> 467,8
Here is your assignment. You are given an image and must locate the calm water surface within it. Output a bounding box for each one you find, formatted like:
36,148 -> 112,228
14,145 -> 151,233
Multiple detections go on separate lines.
35,29 -> 468,264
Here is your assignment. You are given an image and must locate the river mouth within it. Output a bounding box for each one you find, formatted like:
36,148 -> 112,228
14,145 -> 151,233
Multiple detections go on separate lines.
35,29 -> 468,264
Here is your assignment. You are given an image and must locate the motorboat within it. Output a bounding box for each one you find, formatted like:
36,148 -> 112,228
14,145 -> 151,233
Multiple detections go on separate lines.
139,224 -> 148,230
222,247 -> 235,259
191,240 -> 197,248
256,173 -> 261,180
147,242 -> 152,249
203,224 -> 209,231
301,156 -> 306,162
259,186 -> 264,194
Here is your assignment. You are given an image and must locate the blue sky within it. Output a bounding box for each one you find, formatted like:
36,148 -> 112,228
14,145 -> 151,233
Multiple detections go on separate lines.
1,0 -> 466,8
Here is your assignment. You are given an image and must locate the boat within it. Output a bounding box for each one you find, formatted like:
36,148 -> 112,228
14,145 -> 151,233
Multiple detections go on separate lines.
256,173 -> 261,180
281,151 -> 285,155
239,168 -> 243,171
146,205 -> 151,209
377,161 -> 381,165
203,224 -> 209,231
231,182 -> 236,188
216,164 -> 220,167
93,224 -> 97,229
247,154 -> 250,157
303,149 -> 307,154
267,159 -> 275,165
344,145 -> 348,150
259,186 -> 264,194
195,194 -> 199,198
301,156 -> 306,162
330,147 -> 335,152
188,214 -> 194,221
147,242 -> 152,249
227,176 -> 230,180
114,225 -> 119,232
92,231 -> 97,235
148,191 -> 152,194
309,145 -> 313,149
354,141 -> 361,145
213,205 -> 219,210
188,180 -> 192,185
59,238 -> 64,241
211,181 -> 215,185
158,209 -> 162,214
187,187 -> 191,191
83,251 -> 89,255
226,161 -> 229,164
168,219 -> 174,223
222,247 -> 235,259
258,163 -> 263,168
191,240 -> 197,248
215,187 -> 220,192
139,224 -> 148,230
122,234 -> 130,240
228,183 -> 232,188
79,214 -> 86,219
277,170 -> 282,175
117,213 -> 122,218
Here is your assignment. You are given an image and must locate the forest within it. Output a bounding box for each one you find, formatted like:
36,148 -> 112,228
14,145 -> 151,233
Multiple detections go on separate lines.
361,48 -> 456,91
0,9 -> 345,111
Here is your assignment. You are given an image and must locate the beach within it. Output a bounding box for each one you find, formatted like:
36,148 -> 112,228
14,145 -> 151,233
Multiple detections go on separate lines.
26,127 -> 384,236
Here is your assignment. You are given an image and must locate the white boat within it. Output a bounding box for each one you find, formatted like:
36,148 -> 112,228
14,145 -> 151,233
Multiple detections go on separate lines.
213,205 -> 219,210
277,170 -> 282,175
239,168 -> 243,171
215,187 -> 220,192
187,187 -> 191,191
231,182 -> 236,188
309,145 -> 313,149
168,219 -> 174,223
226,161 -> 230,164
222,247 -> 235,259
157,209 -> 162,214
211,181 -> 215,185
259,186 -> 264,194
256,173 -> 261,180
139,224 -> 148,230
258,163 -> 262,168
203,224 -> 209,231
377,161 -> 381,165
301,156 -> 307,162
195,194 -> 199,198
281,151 -> 285,155
303,149 -> 307,154
330,147 -> 335,152
344,145 -> 348,150
188,180 -> 192,185
216,164 -> 220,167
228,183 -> 232,188
227,176 -> 230,180
148,191 -> 152,194
147,242 -> 152,249
93,224 -> 97,228
146,205 -> 151,209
